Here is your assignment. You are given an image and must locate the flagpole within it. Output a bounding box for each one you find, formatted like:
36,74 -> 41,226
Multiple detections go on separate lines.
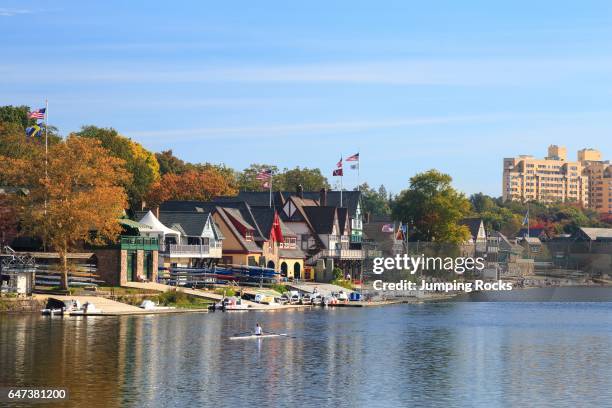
269,172 -> 272,208
45,99 -> 48,179
340,155 -> 343,207
526,202 -> 530,239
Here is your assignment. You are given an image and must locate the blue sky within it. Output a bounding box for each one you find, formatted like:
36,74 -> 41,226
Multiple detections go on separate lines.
1,1 -> 612,196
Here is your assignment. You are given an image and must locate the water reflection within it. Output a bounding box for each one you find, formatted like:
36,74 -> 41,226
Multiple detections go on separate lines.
1,303 -> 612,407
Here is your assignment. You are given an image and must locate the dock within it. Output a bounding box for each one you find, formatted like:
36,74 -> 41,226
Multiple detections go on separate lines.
35,295 -> 209,316
122,282 -> 309,310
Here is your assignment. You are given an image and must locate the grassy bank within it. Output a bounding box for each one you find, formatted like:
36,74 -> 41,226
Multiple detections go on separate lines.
112,289 -> 212,309
0,296 -> 46,313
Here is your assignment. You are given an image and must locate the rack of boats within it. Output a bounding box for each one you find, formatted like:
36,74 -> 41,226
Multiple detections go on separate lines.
163,264 -> 281,287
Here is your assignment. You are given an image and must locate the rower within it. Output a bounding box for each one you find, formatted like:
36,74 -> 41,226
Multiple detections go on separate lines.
254,322 -> 262,336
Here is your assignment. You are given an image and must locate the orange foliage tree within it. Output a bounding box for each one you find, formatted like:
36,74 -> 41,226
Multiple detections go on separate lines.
145,169 -> 238,209
0,136 -> 129,289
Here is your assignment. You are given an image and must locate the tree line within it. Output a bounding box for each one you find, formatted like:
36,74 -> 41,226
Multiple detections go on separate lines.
0,104 -> 610,288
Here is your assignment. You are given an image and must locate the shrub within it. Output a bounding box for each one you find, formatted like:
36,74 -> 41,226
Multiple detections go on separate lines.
270,283 -> 288,294
213,287 -> 236,297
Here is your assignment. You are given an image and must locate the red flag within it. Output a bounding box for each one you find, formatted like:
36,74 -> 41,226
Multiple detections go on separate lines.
333,168 -> 343,177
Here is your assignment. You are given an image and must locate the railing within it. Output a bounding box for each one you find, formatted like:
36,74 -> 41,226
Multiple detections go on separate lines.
120,236 -> 159,250
161,244 -> 210,257
330,249 -> 363,259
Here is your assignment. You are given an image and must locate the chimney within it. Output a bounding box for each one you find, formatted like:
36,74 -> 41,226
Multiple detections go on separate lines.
320,188 -> 327,206
297,184 -> 304,199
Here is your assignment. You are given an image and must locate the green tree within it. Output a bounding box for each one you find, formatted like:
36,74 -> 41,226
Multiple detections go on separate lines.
356,183 -> 391,216
392,169 -> 471,243
237,164 -> 279,191
75,126 -> 160,208
276,167 -> 330,191
155,149 -> 189,175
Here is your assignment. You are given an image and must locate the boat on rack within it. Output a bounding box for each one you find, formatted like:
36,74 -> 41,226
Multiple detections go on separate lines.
229,333 -> 288,340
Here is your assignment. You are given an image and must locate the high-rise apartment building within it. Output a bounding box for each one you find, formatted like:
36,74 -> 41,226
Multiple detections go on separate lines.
502,145 -> 589,206
503,146 -> 612,215
579,149 -> 612,215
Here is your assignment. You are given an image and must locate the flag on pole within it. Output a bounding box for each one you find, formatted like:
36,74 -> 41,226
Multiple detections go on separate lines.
25,124 -> 42,138
381,223 -> 394,233
27,108 -> 46,120
350,163 -> 359,170
256,169 -> 272,181
336,157 -> 343,168
522,210 -> 529,226
346,153 -> 359,162
332,168 -> 343,176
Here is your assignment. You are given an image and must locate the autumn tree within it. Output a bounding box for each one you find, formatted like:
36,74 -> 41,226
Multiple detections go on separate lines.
145,168 -> 238,209
0,136 -> 129,289
75,126 -> 160,208
0,106 -> 61,175
0,193 -> 19,246
392,169 -> 471,243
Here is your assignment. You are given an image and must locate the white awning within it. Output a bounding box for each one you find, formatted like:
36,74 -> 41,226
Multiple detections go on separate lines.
138,210 -> 181,237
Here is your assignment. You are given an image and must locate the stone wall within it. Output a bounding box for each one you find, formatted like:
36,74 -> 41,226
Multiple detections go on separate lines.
92,248 -> 122,286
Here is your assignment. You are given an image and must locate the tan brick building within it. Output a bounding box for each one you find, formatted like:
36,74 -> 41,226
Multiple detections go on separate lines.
579,149 -> 612,215
503,146 -> 612,215
503,145 -> 589,205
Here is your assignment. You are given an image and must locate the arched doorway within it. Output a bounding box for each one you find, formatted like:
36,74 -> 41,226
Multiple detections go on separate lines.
293,262 -> 301,279
280,262 -> 288,277
267,260 -> 275,270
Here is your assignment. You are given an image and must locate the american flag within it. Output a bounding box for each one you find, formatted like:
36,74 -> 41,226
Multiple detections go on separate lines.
256,169 -> 272,181
336,157 -> 343,168
346,152 -> 359,162
381,223 -> 394,233
27,108 -> 46,120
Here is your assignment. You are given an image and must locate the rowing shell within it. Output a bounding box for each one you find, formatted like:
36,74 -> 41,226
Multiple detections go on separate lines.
229,333 -> 287,340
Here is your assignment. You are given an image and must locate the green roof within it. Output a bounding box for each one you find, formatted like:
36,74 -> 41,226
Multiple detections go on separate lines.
119,218 -> 153,230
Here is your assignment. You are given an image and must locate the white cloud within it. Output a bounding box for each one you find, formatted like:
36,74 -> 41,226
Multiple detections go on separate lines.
2,57 -> 611,86
0,8 -> 32,17
126,114 -> 508,141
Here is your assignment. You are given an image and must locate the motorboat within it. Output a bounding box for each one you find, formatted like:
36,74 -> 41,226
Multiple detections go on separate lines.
222,297 -> 249,311
300,293 -> 312,304
41,299 -> 81,315
287,290 -> 301,305
311,293 -> 323,306
336,290 -> 349,302
70,301 -> 101,315
323,295 -> 338,306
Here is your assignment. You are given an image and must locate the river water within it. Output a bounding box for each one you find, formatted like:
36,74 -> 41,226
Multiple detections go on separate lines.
1,302 -> 612,407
